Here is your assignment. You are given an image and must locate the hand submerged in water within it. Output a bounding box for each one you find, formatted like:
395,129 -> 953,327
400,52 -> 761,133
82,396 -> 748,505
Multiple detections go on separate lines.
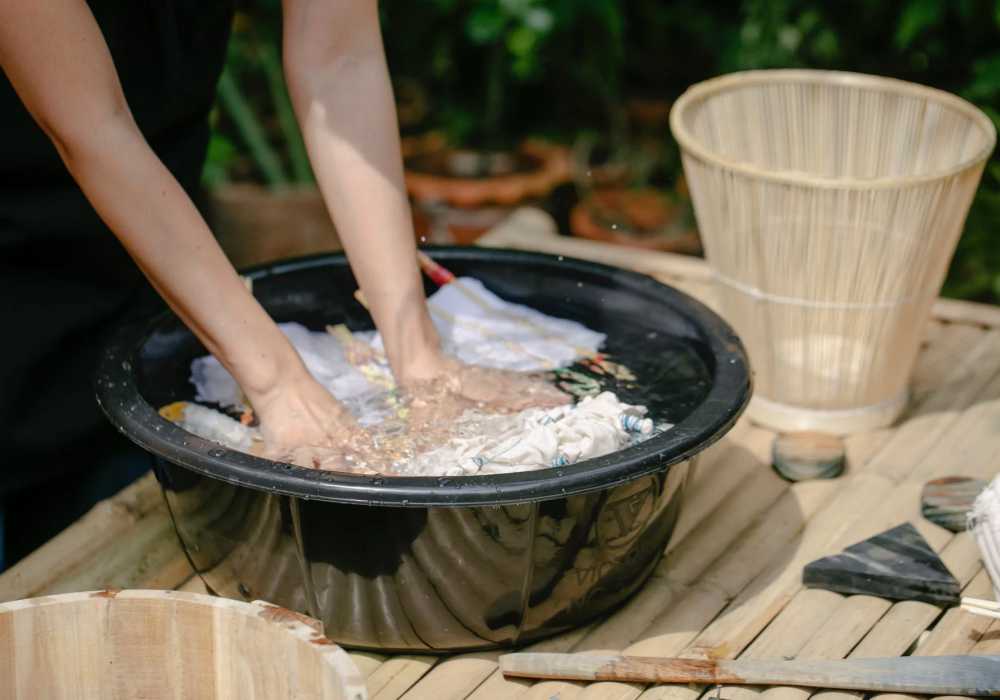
401,357 -> 571,431
249,371 -> 378,472
248,352 -> 570,473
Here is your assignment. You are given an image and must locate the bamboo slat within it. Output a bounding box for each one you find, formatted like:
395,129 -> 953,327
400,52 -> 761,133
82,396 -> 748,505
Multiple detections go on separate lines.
6,229 -> 1000,700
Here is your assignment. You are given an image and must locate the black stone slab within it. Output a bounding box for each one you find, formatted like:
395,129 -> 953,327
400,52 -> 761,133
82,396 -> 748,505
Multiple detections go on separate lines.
802,523 -> 960,606
921,476 -> 987,533
772,432 -> 846,482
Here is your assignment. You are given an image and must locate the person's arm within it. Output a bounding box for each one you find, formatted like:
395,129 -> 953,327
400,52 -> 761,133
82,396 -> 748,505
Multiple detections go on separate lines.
281,0 -> 569,416
281,0 -> 449,385
0,0 -> 352,450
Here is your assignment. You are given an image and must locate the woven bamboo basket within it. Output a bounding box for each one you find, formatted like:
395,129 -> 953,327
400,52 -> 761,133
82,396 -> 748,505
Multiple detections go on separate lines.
0,590 -> 366,699
670,70 -> 996,434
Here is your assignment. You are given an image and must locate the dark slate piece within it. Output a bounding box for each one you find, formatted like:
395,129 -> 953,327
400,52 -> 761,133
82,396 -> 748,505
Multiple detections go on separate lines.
772,432 -> 846,482
921,476 -> 987,533
802,523 -> 960,606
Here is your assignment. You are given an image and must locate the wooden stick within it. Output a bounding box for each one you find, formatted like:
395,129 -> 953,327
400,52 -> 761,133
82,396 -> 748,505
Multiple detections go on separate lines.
962,603 -> 1000,620
964,596 -> 1000,612
498,653 -> 1000,695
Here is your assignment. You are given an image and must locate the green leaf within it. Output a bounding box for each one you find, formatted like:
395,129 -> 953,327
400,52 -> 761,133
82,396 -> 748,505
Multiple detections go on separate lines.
499,0 -> 532,17
895,0 -> 943,50
511,53 -> 538,79
466,5 -> 507,44
506,25 -> 539,56
778,25 -> 801,51
523,7 -> 555,33
813,28 -> 840,62
965,53 -> 1000,100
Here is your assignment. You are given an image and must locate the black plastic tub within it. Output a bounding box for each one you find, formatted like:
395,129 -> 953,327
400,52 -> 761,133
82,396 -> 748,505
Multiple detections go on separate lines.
96,248 -> 751,652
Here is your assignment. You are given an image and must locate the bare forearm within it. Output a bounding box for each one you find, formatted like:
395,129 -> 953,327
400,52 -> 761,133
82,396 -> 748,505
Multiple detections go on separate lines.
283,0 -> 444,383
62,120 -> 303,397
0,0 -> 304,402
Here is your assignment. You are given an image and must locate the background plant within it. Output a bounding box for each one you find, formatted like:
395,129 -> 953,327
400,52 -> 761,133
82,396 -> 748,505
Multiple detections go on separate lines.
205,0 -> 1000,303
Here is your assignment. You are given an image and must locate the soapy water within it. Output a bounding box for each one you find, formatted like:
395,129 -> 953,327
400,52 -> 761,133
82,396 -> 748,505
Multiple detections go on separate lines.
169,363 -> 668,477
164,275 -> 714,476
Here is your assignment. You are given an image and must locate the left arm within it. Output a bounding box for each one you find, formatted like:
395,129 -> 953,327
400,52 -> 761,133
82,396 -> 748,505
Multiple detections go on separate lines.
281,0 -> 446,386
282,0 -> 569,417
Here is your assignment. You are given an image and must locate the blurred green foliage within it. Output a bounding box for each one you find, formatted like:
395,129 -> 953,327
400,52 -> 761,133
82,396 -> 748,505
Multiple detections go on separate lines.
208,0 -> 1000,303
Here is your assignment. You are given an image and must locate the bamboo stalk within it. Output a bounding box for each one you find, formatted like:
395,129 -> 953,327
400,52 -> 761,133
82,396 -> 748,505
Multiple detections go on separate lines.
217,69 -> 290,188
963,597 -> 1000,612
258,42 -> 314,184
499,653 -> 1000,695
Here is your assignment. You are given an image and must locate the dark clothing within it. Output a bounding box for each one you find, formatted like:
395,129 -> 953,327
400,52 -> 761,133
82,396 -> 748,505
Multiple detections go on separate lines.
0,1 -> 235,564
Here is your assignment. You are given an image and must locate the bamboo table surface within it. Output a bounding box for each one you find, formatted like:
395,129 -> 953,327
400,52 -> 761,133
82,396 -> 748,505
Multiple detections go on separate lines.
3,208 -> 1000,699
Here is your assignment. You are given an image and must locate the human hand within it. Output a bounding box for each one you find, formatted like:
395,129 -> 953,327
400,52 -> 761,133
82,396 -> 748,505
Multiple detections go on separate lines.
402,357 -> 571,431
247,369 -> 368,469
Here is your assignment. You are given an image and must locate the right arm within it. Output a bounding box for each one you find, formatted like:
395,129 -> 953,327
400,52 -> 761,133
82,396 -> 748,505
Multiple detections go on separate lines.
0,0 -> 352,450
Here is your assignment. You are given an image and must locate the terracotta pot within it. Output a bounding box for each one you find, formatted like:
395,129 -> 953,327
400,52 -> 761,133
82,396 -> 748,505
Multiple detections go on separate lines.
404,139 -> 571,244
626,97 -> 673,130
570,187 -> 702,255
206,184 -> 342,269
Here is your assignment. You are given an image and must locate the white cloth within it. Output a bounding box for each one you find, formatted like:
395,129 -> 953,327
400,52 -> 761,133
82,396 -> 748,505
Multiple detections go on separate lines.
970,475 -> 1000,600
182,277 -> 663,476
172,392 -> 662,476
191,277 -> 605,425
176,402 -> 257,452
406,392 -> 657,476
367,277 -> 606,372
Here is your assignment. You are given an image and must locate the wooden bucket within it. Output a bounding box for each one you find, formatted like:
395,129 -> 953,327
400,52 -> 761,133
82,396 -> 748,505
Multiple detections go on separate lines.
0,590 -> 366,699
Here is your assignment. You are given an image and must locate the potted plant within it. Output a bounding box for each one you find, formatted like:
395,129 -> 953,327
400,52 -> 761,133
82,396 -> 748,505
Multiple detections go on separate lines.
394,0 -> 574,244
568,130 -> 701,255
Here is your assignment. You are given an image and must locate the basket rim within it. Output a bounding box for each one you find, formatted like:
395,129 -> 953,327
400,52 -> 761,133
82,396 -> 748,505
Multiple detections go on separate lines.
669,69 -> 997,190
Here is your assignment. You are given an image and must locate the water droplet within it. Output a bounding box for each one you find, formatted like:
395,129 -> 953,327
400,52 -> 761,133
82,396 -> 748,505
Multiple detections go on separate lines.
401,499 -> 410,506
557,255 -> 564,261
209,448 -> 225,458
576,282 -> 583,288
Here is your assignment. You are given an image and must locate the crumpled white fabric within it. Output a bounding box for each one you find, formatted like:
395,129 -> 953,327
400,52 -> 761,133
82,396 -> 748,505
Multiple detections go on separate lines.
181,277 -> 664,475
192,322 -> 376,413
970,475 -> 1000,600
407,392 -> 657,476
171,391 -> 663,476
366,277 -> 606,372
175,402 -> 257,452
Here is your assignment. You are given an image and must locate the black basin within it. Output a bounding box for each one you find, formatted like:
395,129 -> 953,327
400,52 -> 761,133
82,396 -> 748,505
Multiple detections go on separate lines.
96,248 -> 751,652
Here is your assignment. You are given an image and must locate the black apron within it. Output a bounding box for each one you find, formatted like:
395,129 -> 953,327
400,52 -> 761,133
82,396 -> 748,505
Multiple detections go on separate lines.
0,1 -> 235,495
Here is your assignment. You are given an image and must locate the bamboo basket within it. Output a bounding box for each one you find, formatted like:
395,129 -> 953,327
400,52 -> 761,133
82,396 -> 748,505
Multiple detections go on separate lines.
0,590 -> 366,699
670,70 -> 996,434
